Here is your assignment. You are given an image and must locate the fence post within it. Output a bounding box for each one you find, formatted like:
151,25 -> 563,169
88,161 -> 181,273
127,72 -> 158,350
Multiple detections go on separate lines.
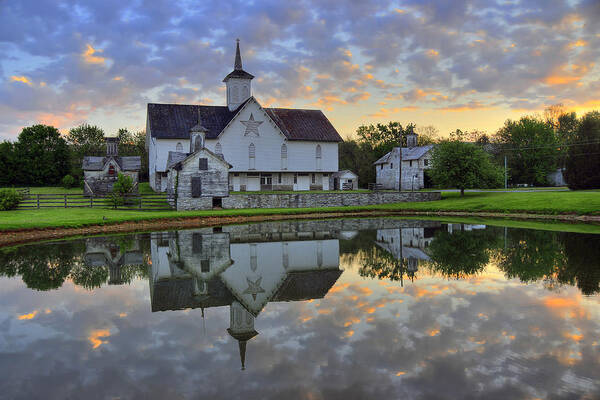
37,194 -> 40,209
139,194 -> 142,209
64,194 -> 67,208
90,195 -> 93,208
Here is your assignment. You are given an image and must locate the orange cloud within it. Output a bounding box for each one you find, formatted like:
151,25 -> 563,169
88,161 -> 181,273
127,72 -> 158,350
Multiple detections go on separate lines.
113,76 -> 124,81
426,49 -> 439,57
428,329 -> 440,336
18,311 -> 38,320
437,101 -> 490,112
89,329 -> 110,349
542,63 -> 592,86
568,40 -> 587,49
82,44 -> 106,65
10,76 -> 32,85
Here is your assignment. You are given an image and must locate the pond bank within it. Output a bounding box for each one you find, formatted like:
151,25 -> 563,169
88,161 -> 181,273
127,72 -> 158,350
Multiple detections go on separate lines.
1,209 -> 599,248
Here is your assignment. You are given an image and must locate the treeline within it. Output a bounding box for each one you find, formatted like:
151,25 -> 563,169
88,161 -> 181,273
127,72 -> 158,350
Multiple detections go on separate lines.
340,106 -> 600,190
356,226 -> 600,296
0,124 -> 147,187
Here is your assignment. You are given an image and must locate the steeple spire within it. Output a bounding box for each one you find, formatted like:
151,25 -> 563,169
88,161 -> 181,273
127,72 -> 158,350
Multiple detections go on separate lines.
234,38 -> 243,70
239,340 -> 247,370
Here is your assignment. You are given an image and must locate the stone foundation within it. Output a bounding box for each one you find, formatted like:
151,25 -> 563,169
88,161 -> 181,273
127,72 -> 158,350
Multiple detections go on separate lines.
174,191 -> 440,210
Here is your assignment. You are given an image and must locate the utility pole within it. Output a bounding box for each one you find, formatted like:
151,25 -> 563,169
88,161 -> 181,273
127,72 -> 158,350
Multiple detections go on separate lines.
504,155 -> 507,189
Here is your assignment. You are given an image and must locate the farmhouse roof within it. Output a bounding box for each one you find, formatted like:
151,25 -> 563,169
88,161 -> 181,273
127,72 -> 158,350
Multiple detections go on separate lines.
373,145 -> 434,165
147,102 -> 343,142
82,156 -> 141,171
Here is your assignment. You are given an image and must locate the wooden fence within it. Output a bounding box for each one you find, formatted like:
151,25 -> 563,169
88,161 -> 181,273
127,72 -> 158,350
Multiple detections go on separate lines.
18,193 -> 174,211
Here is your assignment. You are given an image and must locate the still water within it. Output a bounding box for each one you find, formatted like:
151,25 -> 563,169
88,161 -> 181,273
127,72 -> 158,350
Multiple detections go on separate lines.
1,218 -> 599,399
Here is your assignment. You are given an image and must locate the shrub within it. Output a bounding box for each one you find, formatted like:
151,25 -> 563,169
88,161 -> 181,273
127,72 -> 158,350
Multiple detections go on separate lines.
106,173 -> 135,209
0,188 -> 23,211
61,174 -> 76,188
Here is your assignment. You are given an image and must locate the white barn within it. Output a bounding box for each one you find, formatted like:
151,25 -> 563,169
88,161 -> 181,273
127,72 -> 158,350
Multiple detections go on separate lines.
147,40 -> 343,192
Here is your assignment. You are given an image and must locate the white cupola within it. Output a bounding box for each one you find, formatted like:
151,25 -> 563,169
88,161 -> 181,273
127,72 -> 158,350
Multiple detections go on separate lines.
223,39 -> 254,111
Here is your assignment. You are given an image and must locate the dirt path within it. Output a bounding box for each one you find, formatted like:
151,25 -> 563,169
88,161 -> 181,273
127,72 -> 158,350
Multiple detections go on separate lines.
1,210 -> 599,248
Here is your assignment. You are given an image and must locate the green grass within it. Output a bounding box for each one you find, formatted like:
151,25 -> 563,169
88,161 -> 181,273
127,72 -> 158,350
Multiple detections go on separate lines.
0,190 -> 598,232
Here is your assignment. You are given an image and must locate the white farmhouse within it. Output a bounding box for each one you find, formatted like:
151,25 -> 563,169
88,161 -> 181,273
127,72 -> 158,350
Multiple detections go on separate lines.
146,40 -> 343,192
374,133 -> 434,191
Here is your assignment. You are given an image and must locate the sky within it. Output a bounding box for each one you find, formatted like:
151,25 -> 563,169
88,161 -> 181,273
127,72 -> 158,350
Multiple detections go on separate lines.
1,0 -> 599,141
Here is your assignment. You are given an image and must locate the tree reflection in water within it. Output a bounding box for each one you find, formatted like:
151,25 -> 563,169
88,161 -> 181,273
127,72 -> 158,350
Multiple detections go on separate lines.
0,220 -> 598,297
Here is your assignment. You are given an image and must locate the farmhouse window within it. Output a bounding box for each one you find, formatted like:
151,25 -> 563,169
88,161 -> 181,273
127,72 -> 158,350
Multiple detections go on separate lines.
424,159 -> 429,166
215,142 -> 222,155
390,163 -> 393,169
311,174 -> 316,184
199,158 -> 208,170
191,177 -> 202,197
293,173 -> 297,184
410,161 -> 413,167
278,173 -> 282,184
176,142 -> 183,152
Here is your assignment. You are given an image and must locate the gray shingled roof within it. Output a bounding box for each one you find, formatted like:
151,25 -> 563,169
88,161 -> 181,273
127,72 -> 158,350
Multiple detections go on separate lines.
166,151 -> 189,169
373,145 -> 434,165
82,156 -> 141,171
272,269 -> 343,302
147,101 -> 343,142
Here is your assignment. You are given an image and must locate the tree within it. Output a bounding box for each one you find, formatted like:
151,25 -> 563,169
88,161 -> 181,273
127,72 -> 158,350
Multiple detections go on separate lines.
66,124 -> 105,179
106,173 -> 135,208
339,138 -> 377,187
429,140 -> 503,195
564,111 -> 600,189
0,141 -> 18,186
427,227 -> 499,278
117,129 -> 149,181
496,117 -> 559,186
14,124 -> 70,185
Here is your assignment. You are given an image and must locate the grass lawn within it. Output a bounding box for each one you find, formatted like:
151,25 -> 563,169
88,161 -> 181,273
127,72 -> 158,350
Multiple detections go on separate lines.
0,190 -> 598,232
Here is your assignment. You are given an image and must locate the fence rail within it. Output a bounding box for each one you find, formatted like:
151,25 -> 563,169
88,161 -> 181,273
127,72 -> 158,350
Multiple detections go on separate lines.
18,193 -> 174,211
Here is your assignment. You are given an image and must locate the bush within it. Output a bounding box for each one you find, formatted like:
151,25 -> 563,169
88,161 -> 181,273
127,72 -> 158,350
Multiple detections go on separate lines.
0,188 -> 23,211
61,174 -> 76,188
106,173 -> 135,209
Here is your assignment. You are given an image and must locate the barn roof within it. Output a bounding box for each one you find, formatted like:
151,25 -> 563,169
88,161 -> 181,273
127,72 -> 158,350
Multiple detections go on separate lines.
82,156 -> 141,171
373,145 -> 434,165
147,101 -> 343,142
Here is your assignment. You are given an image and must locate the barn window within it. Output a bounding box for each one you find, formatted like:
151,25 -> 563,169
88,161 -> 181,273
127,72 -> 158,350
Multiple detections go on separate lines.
410,161 -> 413,167
215,142 -> 222,156
176,142 -> 183,152
316,145 -> 322,159
312,174 -> 316,184
199,158 -> 208,170
191,177 -> 202,197
281,143 -> 288,170
390,163 -> 393,169
108,164 -> 116,176
249,143 -> 255,169
278,173 -> 282,184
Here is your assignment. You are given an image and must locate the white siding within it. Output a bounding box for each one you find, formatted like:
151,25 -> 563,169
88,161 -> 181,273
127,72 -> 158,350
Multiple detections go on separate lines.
205,100 -> 338,173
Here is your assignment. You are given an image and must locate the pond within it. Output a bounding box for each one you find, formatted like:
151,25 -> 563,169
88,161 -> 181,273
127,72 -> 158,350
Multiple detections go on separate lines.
1,218 -> 599,399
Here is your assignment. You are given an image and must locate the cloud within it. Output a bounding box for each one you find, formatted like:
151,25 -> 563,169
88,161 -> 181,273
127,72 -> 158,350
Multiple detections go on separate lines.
0,0 -> 599,138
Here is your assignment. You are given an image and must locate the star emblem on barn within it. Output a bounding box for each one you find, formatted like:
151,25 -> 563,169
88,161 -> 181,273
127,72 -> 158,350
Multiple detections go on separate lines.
241,113 -> 263,137
243,276 -> 265,300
